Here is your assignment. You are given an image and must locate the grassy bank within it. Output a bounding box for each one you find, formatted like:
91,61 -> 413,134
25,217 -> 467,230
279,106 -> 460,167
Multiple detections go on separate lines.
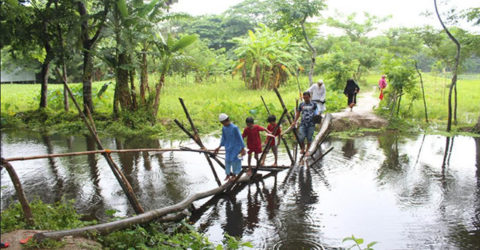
374,73 -> 480,133
1,73 -> 478,138
0,199 -> 250,249
0,75 -> 346,138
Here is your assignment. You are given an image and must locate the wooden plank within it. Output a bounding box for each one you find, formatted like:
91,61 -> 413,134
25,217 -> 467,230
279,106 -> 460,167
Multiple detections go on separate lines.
307,113 -> 332,156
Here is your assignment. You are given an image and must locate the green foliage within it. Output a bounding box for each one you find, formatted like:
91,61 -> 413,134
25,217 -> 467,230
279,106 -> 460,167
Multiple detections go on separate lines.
232,24 -> 305,89
343,235 -> 378,250
1,199 -> 95,233
379,55 -> 417,118
98,220 -> 251,249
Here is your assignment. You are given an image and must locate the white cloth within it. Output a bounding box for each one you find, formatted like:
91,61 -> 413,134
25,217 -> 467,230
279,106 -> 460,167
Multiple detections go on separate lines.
307,83 -> 326,113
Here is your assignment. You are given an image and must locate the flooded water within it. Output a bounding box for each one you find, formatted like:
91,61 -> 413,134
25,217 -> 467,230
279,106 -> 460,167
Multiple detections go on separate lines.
1,130 -> 479,249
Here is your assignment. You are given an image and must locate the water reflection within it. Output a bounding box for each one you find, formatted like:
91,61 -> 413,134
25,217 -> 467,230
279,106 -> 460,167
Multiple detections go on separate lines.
341,139 -> 357,159
1,131 -> 479,249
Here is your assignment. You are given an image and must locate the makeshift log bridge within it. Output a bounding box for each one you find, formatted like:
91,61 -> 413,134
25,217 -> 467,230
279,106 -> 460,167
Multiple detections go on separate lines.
1,89 -> 333,243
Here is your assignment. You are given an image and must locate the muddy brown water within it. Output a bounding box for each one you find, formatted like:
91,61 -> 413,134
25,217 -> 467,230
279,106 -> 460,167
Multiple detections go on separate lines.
1,130 -> 479,249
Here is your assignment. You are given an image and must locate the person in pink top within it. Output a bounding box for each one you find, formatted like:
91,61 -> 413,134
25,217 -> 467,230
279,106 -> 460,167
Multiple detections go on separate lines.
378,75 -> 387,100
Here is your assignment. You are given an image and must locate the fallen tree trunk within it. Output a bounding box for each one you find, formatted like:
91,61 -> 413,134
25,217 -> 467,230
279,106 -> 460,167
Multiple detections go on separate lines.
307,113 -> 332,157
33,174 -> 253,242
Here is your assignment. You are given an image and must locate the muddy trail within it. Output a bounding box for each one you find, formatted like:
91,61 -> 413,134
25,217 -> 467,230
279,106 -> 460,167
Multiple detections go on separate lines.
330,86 -> 388,131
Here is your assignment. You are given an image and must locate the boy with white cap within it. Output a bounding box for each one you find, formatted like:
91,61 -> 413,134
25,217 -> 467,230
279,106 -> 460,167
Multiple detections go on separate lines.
214,113 -> 246,181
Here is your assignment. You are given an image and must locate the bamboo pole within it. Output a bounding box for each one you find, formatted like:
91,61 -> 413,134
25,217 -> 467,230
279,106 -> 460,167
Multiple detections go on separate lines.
178,98 -> 223,185
309,147 -> 334,166
33,173 -> 254,242
62,82 -> 144,214
4,148 -> 224,163
174,120 -> 226,169
1,158 -> 34,226
228,110 -> 287,191
260,96 -> 294,165
174,118 -> 221,186
273,88 -> 301,145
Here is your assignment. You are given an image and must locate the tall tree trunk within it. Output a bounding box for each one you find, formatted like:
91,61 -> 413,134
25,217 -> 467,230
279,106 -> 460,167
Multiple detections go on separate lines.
62,63 -> 69,112
39,59 -> 50,109
82,51 -> 95,113
54,1 -> 68,112
301,18 -> 316,86
77,1 -> 108,114
140,45 -> 149,105
152,73 -> 165,119
415,61 -> 428,123
115,52 -> 132,110
130,68 -> 137,110
474,113 -> 480,133
434,0 -> 461,132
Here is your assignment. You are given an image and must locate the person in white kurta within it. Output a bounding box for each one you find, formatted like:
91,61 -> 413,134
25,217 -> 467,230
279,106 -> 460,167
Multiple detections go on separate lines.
307,79 -> 326,114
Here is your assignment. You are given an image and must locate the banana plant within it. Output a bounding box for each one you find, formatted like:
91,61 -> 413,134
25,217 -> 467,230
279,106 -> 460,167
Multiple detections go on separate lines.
232,24 -> 304,89
151,33 -> 197,118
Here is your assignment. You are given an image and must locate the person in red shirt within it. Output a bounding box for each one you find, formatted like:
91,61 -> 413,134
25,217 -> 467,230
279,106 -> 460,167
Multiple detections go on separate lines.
242,117 -> 271,175
264,115 -> 281,166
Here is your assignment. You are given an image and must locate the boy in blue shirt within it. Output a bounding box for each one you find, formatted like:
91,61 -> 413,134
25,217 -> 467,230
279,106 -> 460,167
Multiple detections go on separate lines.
214,113 -> 246,182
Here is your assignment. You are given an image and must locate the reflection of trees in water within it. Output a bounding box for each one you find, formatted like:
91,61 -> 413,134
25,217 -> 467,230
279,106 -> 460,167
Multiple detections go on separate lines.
224,197 -> 244,238
446,137 -> 480,248
341,139 -> 357,159
246,183 -> 262,231
376,133 -> 409,182
42,135 -> 64,203
262,175 -> 279,220
155,151 -> 189,204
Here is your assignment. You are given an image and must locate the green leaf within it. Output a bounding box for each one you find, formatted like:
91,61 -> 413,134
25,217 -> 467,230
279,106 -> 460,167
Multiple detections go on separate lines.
171,35 -> 197,52
367,241 -> 378,248
116,0 -> 128,18
355,238 -> 364,244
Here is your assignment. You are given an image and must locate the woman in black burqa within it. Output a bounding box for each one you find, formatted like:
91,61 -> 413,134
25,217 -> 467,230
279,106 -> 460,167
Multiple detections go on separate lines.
344,78 -> 360,111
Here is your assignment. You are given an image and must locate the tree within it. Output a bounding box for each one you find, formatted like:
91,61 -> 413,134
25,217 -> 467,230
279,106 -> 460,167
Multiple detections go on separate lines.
232,24 -> 304,89
77,0 -> 109,114
274,0 -> 325,85
385,27 -> 430,123
325,12 -> 390,81
434,0 -> 460,132
152,34 -> 197,118
381,55 -> 417,118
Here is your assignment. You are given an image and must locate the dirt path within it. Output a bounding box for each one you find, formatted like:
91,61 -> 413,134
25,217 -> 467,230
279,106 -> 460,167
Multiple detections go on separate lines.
330,86 -> 388,131
1,230 -> 101,250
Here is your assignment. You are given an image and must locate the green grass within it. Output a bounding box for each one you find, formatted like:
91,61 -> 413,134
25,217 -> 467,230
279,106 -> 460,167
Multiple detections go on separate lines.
1,72 -> 478,137
375,73 -> 480,131
0,75 -> 346,138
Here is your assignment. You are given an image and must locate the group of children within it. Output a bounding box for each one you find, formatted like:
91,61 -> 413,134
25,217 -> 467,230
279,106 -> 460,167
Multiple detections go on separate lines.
213,114 -> 281,182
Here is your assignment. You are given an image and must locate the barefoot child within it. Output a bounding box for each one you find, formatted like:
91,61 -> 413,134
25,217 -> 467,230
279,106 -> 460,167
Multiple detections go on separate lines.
242,117 -> 271,175
265,115 -> 281,166
214,113 -> 246,182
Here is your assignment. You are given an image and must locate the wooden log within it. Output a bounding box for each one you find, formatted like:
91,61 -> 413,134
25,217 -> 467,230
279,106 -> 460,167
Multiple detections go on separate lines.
273,88 -> 301,145
63,82 -> 144,214
260,95 -> 294,165
1,158 -> 34,226
178,98 -> 222,186
307,113 -> 332,157
33,173 -> 257,242
309,146 -> 334,166
4,148 -> 224,162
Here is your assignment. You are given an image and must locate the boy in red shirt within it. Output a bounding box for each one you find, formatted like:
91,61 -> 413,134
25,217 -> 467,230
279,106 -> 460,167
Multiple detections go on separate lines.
242,117 -> 271,175
265,115 -> 281,166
